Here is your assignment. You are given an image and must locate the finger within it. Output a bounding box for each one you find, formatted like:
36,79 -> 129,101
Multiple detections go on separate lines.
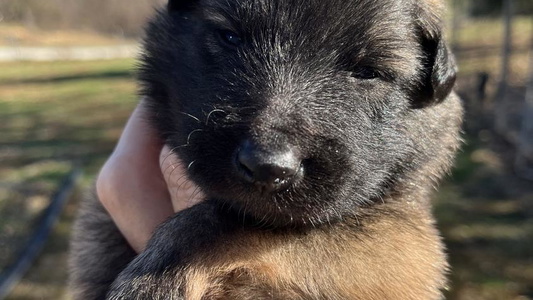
160,145 -> 205,213
98,100 -> 174,253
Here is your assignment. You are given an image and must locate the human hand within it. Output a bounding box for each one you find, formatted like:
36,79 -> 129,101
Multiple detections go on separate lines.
96,100 -> 204,253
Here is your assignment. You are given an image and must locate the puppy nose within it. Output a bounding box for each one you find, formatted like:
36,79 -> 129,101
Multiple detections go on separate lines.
236,140 -> 301,192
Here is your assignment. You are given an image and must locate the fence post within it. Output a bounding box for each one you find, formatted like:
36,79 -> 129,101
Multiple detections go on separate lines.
495,0 -> 514,136
516,20 -> 533,179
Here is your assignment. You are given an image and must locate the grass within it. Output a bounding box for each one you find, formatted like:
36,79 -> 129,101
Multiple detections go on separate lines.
437,17 -> 533,298
0,23 -> 132,47
437,148 -> 533,299
453,17 -> 532,85
0,16 -> 532,300
0,58 -> 137,299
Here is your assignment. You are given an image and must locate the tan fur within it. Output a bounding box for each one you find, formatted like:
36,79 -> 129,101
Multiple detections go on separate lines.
177,199 -> 446,300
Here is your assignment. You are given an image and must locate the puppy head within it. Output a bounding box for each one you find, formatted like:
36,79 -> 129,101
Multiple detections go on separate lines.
140,0 -> 459,227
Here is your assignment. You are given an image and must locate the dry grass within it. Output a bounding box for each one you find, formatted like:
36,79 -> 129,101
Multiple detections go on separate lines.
0,0 -> 165,37
0,24 -> 132,47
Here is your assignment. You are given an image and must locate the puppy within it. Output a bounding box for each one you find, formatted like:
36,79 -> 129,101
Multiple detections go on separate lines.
70,0 -> 463,299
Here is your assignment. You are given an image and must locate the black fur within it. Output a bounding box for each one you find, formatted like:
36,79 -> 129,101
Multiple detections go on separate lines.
139,0 -> 456,227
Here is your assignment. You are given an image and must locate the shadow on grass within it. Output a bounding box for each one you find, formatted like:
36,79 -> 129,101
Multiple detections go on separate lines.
5,191 -> 81,300
436,88 -> 533,299
0,70 -> 133,86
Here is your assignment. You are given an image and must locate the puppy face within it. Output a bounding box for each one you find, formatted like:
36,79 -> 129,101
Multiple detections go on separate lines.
140,0 -> 456,226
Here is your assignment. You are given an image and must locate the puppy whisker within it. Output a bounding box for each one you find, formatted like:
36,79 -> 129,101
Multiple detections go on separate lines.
186,129 -> 204,145
187,160 -> 197,171
205,108 -> 227,126
178,111 -> 201,123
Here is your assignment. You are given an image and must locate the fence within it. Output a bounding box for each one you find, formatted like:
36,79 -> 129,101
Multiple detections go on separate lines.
450,0 -> 533,179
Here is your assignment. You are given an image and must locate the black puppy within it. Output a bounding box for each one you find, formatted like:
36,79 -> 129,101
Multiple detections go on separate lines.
70,0 -> 462,299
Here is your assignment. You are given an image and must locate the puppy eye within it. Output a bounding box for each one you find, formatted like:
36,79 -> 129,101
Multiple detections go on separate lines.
219,30 -> 242,47
350,67 -> 380,80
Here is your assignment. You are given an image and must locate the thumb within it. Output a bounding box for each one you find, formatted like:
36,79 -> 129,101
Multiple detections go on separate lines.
159,145 -> 205,212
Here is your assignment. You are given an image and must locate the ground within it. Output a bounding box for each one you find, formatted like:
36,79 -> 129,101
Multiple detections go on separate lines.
0,17 -> 532,300
0,24 -> 131,47
0,59 -> 136,299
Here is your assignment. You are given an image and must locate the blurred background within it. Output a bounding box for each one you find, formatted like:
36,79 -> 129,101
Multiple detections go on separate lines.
0,0 -> 532,299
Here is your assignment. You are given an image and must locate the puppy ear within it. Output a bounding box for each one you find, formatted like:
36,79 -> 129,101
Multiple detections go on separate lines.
415,3 -> 457,107
168,0 -> 196,11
